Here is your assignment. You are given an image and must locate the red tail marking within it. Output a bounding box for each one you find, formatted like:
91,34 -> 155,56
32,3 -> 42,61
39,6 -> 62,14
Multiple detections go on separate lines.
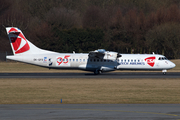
8,28 -> 30,54
13,32 -> 26,42
15,43 -> 30,54
8,28 -> 18,33
10,37 -> 21,51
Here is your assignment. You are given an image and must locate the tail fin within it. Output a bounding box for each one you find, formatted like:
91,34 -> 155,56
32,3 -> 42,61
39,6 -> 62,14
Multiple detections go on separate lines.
6,27 -> 31,55
6,27 -> 56,55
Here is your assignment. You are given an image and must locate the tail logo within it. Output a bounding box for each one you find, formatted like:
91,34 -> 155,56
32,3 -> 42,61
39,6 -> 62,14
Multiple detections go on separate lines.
8,28 -> 30,54
145,57 -> 156,67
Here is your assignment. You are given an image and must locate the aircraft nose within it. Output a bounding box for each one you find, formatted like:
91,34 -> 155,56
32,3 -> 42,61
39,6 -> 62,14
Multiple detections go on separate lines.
170,62 -> 176,68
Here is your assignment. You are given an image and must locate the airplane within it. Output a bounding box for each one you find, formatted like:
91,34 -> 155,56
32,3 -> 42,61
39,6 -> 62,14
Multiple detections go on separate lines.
6,27 -> 176,75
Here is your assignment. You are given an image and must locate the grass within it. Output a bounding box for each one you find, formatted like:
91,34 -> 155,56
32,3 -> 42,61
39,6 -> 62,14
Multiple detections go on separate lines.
0,60 -> 179,104
0,78 -> 180,104
0,59 -> 179,73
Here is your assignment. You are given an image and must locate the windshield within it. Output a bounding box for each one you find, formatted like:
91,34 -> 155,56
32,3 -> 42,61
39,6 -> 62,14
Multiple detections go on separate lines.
158,57 -> 168,60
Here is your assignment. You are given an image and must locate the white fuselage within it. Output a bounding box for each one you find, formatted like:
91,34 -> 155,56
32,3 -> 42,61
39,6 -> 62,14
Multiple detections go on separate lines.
7,53 -> 176,72
116,54 -> 175,70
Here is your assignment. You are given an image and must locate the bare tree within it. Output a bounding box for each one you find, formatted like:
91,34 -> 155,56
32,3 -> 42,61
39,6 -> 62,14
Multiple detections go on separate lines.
46,7 -> 81,30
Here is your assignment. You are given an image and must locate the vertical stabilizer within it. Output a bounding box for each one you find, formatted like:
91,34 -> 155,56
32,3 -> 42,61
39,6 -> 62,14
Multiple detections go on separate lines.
6,27 -> 30,55
6,27 -> 57,55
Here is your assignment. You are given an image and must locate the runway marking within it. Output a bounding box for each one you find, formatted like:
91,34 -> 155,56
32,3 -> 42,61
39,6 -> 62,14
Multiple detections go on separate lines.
25,108 -> 180,118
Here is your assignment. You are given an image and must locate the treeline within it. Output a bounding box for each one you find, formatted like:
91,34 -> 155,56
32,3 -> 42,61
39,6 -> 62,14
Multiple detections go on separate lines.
0,0 -> 180,58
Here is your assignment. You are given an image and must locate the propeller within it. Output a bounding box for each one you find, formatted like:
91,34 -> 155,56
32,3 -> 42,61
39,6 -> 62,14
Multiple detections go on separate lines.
116,53 -> 122,59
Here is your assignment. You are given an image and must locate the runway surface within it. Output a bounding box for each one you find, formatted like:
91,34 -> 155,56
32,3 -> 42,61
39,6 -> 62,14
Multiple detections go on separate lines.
0,72 -> 180,78
1,104 -> 180,120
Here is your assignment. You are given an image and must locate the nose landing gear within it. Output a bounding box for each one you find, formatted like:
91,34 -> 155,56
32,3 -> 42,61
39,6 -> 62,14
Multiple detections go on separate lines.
162,69 -> 167,75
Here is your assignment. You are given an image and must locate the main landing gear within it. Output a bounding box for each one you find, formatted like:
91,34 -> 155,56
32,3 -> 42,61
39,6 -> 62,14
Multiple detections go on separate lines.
94,69 -> 102,75
162,69 -> 167,75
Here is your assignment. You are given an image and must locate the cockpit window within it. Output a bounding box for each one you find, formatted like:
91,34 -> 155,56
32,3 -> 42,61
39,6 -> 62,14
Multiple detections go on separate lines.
158,57 -> 168,60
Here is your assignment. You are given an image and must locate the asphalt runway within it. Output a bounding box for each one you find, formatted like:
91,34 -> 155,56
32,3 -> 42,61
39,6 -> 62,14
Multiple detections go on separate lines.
0,72 -> 180,78
1,104 -> 180,120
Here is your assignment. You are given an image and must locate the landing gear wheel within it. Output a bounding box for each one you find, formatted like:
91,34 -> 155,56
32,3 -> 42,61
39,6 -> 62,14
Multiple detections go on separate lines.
162,69 -> 167,75
94,69 -> 101,75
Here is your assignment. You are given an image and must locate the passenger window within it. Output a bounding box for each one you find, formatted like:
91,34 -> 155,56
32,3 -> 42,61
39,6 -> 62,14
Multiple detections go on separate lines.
104,60 -> 106,62
124,59 -> 126,62
83,59 -> 85,62
94,59 -> 96,62
73,59 -> 75,62
131,59 -> 133,62
128,60 -> 130,62
134,60 -> 136,62
121,59 -> 123,62
76,59 -> 78,62
69,59 -> 71,62
97,59 -> 99,62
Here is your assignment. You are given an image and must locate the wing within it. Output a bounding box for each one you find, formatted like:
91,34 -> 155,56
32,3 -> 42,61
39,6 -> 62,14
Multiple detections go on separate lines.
88,49 -> 106,59
88,49 -> 122,60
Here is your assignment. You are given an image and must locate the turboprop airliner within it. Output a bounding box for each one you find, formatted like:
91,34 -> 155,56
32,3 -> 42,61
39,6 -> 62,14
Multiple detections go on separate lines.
6,27 -> 176,74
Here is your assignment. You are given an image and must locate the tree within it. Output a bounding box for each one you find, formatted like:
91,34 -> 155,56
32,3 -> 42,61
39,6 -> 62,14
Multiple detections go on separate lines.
82,6 -> 108,29
46,7 -> 81,30
145,22 -> 180,58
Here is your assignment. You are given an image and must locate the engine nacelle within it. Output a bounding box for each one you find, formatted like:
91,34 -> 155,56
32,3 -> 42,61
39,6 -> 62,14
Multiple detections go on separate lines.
89,49 -> 122,60
104,52 -> 121,60
100,66 -> 115,72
